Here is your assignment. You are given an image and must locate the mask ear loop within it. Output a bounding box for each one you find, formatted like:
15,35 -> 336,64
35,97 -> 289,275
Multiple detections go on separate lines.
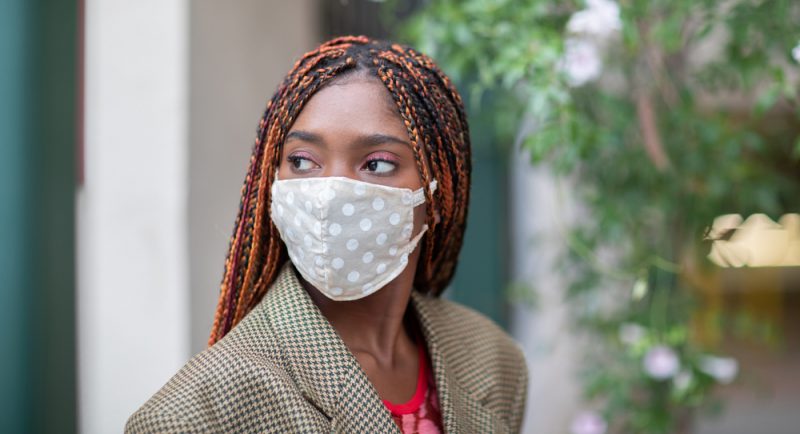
407,179 -> 437,248
411,179 -> 438,206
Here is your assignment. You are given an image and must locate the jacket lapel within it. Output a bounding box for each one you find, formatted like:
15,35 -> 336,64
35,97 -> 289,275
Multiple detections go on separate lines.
262,261 -> 506,433
264,262 -> 399,433
411,291 -> 510,433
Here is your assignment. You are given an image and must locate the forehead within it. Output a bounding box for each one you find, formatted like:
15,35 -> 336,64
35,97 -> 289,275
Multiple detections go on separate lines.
289,77 -> 405,137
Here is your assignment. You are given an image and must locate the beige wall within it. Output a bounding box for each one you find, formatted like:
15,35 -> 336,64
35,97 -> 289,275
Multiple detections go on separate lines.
188,0 -> 318,354
510,153 -> 583,433
79,2 -> 319,431
79,1 -> 189,432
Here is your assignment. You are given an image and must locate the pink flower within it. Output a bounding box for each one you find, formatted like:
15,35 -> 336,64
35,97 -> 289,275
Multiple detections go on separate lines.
559,38 -> 603,87
643,345 -> 680,380
570,411 -> 607,434
567,0 -> 622,38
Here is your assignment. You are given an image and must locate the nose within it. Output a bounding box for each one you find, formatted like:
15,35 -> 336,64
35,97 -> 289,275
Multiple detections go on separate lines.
320,158 -> 358,180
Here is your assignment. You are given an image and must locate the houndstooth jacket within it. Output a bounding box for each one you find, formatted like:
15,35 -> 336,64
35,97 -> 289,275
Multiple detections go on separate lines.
125,261 -> 528,433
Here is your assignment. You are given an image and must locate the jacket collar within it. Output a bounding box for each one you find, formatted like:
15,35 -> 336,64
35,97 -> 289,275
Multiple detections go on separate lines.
259,261 -> 501,432
409,290 -> 503,432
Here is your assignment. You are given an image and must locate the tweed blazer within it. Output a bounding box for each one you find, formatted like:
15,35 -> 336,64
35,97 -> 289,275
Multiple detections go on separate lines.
126,261 -> 528,433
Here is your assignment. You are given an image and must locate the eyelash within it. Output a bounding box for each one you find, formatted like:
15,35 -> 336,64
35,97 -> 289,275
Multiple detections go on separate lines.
363,155 -> 398,175
286,153 -> 398,175
286,154 -> 317,171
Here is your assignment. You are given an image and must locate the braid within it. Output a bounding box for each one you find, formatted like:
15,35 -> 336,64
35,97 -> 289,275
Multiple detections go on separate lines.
373,51 -> 443,284
208,36 -> 472,346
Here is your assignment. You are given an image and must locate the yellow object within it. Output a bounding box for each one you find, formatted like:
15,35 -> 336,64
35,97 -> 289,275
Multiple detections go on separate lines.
707,214 -> 800,267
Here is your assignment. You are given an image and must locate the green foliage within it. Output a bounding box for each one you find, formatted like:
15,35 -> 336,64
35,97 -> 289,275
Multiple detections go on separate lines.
400,0 -> 800,432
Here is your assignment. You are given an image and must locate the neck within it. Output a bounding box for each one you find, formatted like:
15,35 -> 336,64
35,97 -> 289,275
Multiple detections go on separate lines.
301,260 -> 419,366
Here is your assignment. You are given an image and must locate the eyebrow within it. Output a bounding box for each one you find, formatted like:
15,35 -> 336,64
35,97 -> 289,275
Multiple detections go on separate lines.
285,130 -> 409,148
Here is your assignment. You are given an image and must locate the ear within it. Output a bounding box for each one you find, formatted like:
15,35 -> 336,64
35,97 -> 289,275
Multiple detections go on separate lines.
434,208 -> 442,225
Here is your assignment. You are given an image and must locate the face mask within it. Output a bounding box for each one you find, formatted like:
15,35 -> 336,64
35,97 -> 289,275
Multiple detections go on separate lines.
270,172 -> 437,301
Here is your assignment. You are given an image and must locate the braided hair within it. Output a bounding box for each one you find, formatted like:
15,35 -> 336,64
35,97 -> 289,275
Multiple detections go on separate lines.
208,36 -> 472,346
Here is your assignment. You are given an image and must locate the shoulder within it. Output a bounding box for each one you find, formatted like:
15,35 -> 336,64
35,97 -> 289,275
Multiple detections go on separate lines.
125,308 -> 327,433
418,294 -> 527,372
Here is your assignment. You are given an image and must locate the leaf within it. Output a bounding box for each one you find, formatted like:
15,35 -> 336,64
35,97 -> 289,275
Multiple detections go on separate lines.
632,277 -> 648,300
754,84 -> 780,116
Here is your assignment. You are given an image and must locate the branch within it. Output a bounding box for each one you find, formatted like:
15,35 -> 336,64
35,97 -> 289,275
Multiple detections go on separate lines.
636,92 -> 672,171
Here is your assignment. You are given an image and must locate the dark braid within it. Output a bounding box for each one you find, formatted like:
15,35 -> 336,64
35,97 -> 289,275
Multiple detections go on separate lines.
209,36 -> 472,346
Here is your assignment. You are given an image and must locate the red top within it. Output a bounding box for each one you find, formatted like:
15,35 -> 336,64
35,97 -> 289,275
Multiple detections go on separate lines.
382,343 -> 444,433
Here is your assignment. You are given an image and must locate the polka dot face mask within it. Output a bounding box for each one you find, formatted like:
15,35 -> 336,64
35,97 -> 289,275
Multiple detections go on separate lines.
270,173 -> 437,301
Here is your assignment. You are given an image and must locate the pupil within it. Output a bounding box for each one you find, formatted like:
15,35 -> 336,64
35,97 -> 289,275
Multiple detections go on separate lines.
368,161 -> 378,171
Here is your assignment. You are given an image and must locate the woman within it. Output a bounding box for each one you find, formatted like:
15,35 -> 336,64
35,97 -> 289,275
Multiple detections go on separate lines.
126,36 -> 528,433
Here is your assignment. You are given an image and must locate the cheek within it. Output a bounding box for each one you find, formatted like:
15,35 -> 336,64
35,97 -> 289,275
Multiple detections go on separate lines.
275,147 -> 295,179
275,157 -> 287,179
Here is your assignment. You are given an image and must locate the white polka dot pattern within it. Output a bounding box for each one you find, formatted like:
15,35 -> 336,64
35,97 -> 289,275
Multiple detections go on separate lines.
342,203 -> 354,216
270,174 -> 437,301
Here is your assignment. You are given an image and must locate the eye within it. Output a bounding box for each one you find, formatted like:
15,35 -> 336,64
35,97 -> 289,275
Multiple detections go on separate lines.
287,154 -> 318,172
364,159 -> 396,174
362,152 -> 399,175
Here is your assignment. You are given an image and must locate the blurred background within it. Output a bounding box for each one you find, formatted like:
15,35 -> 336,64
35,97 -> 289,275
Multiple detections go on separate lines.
1,0 -> 798,433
